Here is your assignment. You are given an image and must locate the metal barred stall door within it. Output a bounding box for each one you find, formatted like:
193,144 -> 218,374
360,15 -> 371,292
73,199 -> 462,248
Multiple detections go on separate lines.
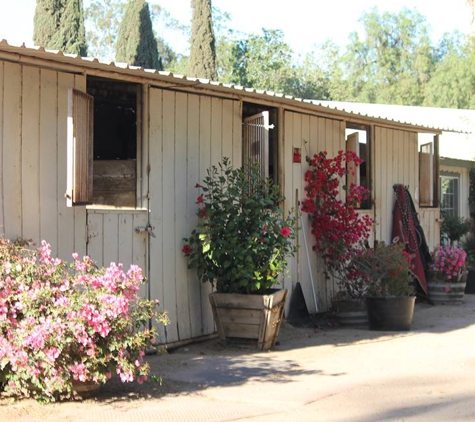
243,111 -> 271,177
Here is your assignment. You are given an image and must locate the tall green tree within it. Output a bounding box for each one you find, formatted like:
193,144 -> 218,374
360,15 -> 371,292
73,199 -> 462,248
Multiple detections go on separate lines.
189,0 -> 217,79
424,37 -> 475,109
33,0 -> 87,56
86,0 -> 184,64
116,0 -> 162,70
331,8 -> 435,105
223,29 -> 294,91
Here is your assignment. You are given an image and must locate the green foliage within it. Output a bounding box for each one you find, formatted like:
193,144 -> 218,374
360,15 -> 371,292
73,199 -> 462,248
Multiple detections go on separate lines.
331,7 -> 435,105
34,0 -> 87,56
85,0 -> 126,60
424,37 -> 475,109
352,241 -> 415,297
441,215 -> 471,244
116,0 -> 162,70
189,0 -> 217,79
183,158 -> 297,294
461,232 -> 475,268
86,0 -> 181,64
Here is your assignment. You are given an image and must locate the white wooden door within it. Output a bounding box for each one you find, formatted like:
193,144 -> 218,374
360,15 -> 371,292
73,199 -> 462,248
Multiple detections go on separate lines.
86,209 -> 150,298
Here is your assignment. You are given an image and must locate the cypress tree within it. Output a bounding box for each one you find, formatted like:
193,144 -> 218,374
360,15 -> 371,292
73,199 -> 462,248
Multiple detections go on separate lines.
115,0 -> 162,70
189,0 -> 217,80
33,0 -> 87,56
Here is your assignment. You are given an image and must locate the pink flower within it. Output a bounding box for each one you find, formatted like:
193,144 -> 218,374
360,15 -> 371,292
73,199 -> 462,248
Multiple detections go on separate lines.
196,194 -> 204,204
280,227 -> 291,237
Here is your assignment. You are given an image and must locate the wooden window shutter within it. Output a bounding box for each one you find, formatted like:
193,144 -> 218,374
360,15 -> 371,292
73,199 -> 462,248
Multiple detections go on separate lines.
346,132 -> 360,188
67,89 -> 94,206
419,142 -> 434,206
243,111 -> 270,179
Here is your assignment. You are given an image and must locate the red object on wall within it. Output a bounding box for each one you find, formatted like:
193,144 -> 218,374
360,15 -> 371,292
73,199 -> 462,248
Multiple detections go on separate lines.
293,148 -> 301,163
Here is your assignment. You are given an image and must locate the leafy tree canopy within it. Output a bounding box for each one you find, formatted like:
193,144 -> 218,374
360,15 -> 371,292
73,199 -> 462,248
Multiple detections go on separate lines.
331,7 -> 435,105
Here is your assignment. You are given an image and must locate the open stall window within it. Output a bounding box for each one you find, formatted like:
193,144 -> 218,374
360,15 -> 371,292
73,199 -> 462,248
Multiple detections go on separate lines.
67,77 -> 140,208
242,103 -> 278,183
346,123 -> 371,209
418,134 -> 439,207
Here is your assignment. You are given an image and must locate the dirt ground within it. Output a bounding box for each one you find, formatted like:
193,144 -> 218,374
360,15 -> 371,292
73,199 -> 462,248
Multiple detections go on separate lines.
2,297 -> 474,422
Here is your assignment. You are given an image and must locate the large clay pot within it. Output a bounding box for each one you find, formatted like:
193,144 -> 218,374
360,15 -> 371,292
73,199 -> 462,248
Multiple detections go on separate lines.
366,296 -> 415,331
209,289 -> 287,350
426,270 -> 467,304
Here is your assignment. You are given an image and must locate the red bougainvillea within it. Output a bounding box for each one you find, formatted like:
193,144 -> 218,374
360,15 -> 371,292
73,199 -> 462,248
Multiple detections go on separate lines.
302,150 -> 374,270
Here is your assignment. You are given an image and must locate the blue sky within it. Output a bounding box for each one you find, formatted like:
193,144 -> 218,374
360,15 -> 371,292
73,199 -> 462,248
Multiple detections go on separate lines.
0,0 -> 471,57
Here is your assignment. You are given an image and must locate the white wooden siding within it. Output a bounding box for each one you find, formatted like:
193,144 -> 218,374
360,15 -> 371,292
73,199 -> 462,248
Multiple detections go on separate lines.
0,61 -> 87,259
284,113 -> 439,312
284,111 -> 347,313
86,209 -> 148,298
148,87 -> 241,344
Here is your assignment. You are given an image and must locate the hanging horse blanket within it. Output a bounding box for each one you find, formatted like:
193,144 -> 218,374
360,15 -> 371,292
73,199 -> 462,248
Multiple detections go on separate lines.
392,184 -> 432,295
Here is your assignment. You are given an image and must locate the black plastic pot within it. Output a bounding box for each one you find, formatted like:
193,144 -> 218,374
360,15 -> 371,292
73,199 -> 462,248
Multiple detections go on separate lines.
465,269 -> 475,294
366,296 -> 415,331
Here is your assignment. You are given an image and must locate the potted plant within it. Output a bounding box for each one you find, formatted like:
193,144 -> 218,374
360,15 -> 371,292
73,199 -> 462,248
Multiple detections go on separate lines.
426,244 -> 467,304
461,232 -> 475,294
352,240 -> 416,331
440,215 -> 470,246
182,158 -> 297,350
0,238 -> 168,402
301,150 -> 374,327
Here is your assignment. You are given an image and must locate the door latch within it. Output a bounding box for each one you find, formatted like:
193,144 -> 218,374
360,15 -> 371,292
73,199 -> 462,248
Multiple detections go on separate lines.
135,224 -> 156,238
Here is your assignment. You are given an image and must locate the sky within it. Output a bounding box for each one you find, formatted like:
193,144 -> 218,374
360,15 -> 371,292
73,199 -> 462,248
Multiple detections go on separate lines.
0,0 -> 471,58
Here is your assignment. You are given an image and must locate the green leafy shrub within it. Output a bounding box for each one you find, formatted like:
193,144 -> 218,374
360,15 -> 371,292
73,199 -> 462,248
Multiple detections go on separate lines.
182,158 -> 297,294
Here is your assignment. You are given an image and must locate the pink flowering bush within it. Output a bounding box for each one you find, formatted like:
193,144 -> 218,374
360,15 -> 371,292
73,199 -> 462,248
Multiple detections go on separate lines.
182,158 -> 297,294
431,244 -> 467,281
0,238 -> 168,402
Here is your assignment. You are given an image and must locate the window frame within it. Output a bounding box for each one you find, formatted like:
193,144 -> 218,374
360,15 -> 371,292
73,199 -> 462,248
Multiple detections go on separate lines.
440,172 -> 460,217
67,78 -> 142,209
345,122 -> 372,210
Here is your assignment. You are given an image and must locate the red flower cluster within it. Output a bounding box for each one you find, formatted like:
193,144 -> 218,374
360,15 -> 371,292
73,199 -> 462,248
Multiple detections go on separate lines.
302,150 -> 374,265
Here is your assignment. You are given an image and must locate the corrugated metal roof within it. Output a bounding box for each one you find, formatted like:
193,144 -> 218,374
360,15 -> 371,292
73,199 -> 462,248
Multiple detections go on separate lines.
313,100 -> 475,134
0,40 -> 457,133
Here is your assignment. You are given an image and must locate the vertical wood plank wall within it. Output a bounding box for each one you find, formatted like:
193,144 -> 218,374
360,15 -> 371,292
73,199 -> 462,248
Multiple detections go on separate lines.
284,113 -> 439,312
284,111 -> 346,313
148,87 -> 241,344
0,60 -> 87,259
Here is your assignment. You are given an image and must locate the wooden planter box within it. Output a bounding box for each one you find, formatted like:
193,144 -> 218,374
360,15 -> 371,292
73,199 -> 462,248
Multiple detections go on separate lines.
209,289 -> 288,351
